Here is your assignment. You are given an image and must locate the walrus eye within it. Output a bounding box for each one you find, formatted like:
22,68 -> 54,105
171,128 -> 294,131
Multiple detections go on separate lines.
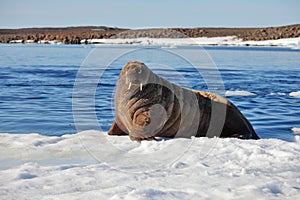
138,69 -> 142,74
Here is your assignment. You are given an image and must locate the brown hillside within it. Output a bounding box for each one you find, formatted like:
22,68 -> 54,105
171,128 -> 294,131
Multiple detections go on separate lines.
0,24 -> 299,44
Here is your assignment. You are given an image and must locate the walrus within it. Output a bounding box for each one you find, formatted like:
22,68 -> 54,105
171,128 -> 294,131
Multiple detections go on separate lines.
108,61 -> 259,141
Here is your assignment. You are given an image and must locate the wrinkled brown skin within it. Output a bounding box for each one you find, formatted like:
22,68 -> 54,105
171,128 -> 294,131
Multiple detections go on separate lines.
108,61 -> 260,142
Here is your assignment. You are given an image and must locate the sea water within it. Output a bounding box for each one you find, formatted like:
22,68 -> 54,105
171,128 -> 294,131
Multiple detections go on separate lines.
0,44 -> 299,141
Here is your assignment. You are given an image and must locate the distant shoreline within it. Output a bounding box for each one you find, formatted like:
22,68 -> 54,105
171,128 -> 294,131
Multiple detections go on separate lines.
0,24 -> 299,46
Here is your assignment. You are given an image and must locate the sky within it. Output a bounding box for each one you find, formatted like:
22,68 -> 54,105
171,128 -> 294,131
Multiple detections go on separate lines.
0,0 -> 299,29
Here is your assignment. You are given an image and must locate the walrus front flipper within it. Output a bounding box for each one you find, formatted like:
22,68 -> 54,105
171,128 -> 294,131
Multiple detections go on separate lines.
108,121 -> 128,136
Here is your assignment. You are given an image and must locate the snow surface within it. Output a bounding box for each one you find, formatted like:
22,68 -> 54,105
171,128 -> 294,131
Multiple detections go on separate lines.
289,91 -> 300,98
78,36 -> 300,48
225,90 -> 256,97
1,131 -> 300,199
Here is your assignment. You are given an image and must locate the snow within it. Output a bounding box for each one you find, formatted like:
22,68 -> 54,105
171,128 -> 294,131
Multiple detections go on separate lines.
77,36 -> 300,48
289,91 -> 300,98
1,131 -> 300,199
26,40 -> 35,43
239,37 -> 300,48
16,36 -> 300,48
9,40 -> 23,43
225,90 -> 256,97
85,36 -> 243,46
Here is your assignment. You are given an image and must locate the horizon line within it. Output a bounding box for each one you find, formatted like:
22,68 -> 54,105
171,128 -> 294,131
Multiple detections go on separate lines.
1,23 -> 299,30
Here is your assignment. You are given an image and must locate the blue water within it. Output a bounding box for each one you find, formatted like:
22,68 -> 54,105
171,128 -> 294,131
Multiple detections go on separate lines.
0,44 -> 299,141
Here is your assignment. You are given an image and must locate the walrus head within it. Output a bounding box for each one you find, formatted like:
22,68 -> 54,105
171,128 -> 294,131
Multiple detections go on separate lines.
120,61 -> 150,93
115,61 -> 168,141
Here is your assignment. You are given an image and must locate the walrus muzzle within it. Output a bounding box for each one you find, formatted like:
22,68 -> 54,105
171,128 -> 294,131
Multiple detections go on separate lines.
108,61 -> 259,142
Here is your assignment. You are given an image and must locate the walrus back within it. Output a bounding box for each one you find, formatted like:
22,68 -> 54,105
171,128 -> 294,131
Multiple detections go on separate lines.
193,90 -> 259,139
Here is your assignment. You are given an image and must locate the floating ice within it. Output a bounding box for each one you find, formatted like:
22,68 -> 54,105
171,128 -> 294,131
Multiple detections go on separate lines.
225,90 -> 256,97
289,91 -> 300,98
292,127 -> 300,135
267,92 -> 286,96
